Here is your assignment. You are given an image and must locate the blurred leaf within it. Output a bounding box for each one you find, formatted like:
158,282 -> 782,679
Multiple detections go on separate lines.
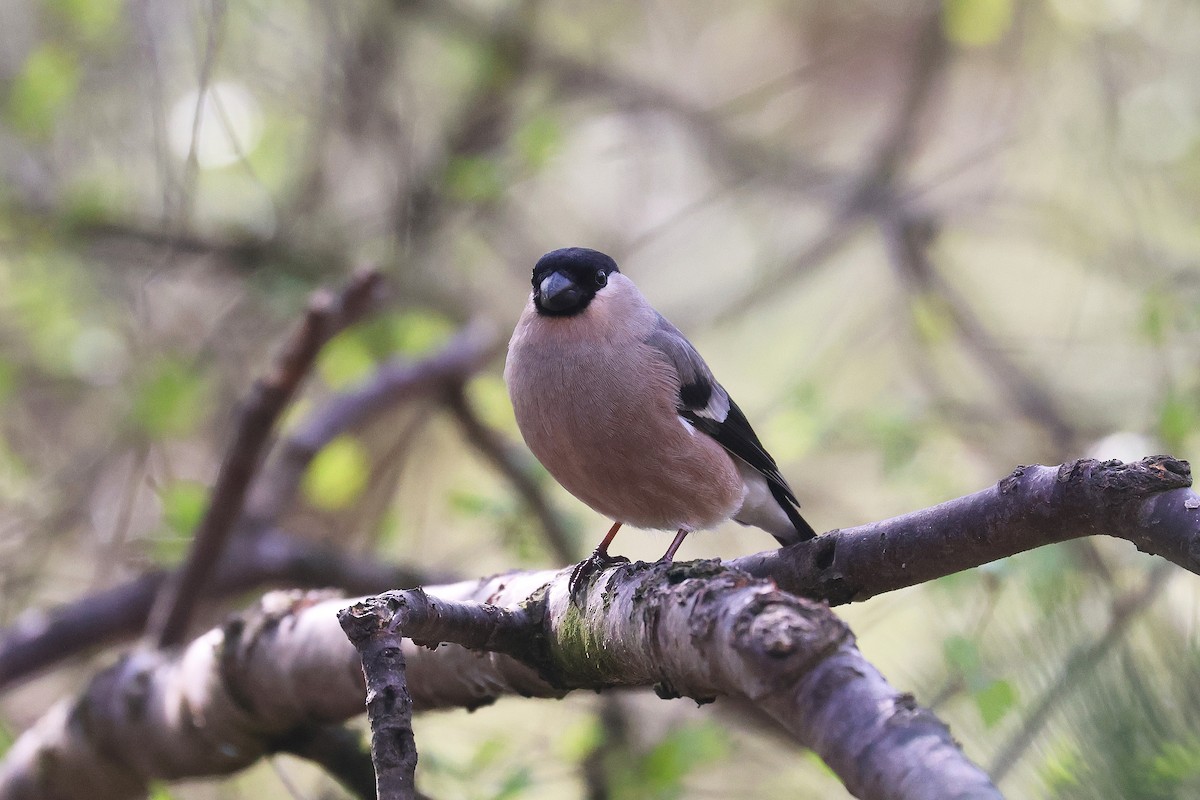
147,782 -> 176,800
909,293 -> 953,344
1157,389 -> 1196,451
0,358 -> 16,406
864,408 -> 922,474
973,678 -> 1016,727
1040,739 -> 1082,791
448,488 -> 496,518
515,113 -> 563,169
302,435 -> 370,510
1148,736 -> 1200,794
1138,292 -> 1170,345
129,359 -> 209,437
149,532 -> 191,567
555,716 -> 605,761
46,0 -> 122,40
160,480 -> 209,535
6,44 -> 80,138
445,155 -> 504,202
490,767 -> 532,800
5,254 -> 88,373
317,330 -> 378,389
467,374 -> 517,432
942,0 -> 1012,46
470,737 -> 508,771
943,634 -> 981,676
0,718 -> 12,757
635,723 -> 729,797
390,310 -> 455,356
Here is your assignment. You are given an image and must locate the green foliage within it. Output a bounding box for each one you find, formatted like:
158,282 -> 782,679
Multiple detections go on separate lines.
942,0 -> 1013,46
317,311 -> 455,389
317,329 -> 377,389
45,0 -> 123,41
129,359 -> 210,437
6,44 -> 80,138
1157,389 -> 1197,452
420,735 -> 535,800
610,722 -> 731,800
444,155 -> 505,202
146,782 -> 177,800
302,435 -> 370,510
160,480 -> 209,535
0,358 -> 16,407
515,113 -> 563,169
908,292 -> 954,344
943,635 -> 1018,728
973,678 -> 1016,728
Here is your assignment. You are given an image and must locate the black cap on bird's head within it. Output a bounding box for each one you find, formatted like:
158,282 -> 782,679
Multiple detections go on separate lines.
531,247 -> 620,317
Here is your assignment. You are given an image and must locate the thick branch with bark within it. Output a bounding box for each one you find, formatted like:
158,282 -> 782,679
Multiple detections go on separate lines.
734,456 -> 1197,603
2,456 -> 1193,799
0,565 -> 998,800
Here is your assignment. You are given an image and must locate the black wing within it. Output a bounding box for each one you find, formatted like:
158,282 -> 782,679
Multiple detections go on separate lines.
646,315 -> 816,541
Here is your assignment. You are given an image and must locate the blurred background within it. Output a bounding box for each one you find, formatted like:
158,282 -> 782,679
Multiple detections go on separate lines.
2,0 -> 1200,797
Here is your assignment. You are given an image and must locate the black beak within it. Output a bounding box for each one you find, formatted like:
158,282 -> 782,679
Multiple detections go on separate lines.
538,271 -> 583,312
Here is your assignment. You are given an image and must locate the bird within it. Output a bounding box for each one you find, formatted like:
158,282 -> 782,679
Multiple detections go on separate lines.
504,247 -> 817,577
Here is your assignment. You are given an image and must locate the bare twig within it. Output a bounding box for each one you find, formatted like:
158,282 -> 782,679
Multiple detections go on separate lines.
339,601 -> 418,800
147,268 -> 384,648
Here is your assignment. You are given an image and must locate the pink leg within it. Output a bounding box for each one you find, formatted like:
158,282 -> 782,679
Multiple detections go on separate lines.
660,528 -> 690,562
594,521 -> 622,557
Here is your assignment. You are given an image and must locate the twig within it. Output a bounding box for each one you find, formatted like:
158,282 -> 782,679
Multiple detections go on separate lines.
733,456 -> 1198,603
146,269 -> 383,648
2,325 -> 495,689
337,591 -> 539,800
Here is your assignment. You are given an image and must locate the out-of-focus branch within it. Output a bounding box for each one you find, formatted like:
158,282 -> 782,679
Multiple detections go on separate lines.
0,528 -> 441,692
989,560 -> 1175,782
878,210 -> 1078,453
269,724 -> 377,800
146,268 -> 385,648
734,457 -> 1197,603
0,324 -> 497,690
442,383 -> 576,563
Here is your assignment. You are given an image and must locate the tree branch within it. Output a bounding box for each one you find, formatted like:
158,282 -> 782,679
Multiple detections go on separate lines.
733,456 -> 1197,603
0,562 -> 998,800
147,268 -> 384,648
1,323 -> 496,690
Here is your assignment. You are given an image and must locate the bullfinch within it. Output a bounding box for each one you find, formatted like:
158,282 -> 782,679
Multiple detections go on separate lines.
505,247 -> 817,573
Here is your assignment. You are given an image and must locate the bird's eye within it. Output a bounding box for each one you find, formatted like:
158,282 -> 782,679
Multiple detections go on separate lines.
594,271 -> 608,288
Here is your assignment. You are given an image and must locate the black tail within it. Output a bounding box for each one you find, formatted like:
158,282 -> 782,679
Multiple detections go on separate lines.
769,482 -> 818,544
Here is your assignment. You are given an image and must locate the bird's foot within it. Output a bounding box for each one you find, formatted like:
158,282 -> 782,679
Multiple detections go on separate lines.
568,548 -> 630,602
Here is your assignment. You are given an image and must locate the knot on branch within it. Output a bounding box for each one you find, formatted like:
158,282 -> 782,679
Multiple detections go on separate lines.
1057,456 -> 1191,495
